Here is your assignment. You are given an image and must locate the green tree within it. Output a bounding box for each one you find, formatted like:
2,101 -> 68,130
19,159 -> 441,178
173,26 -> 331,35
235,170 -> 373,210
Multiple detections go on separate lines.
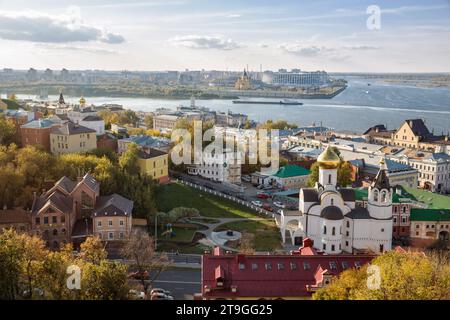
119,143 -> 140,176
144,114 -> 154,129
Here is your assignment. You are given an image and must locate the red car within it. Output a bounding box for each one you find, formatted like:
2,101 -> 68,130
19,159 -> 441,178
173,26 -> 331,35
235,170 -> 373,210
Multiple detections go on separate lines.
263,204 -> 274,212
127,271 -> 150,280
257,192 -> 270,199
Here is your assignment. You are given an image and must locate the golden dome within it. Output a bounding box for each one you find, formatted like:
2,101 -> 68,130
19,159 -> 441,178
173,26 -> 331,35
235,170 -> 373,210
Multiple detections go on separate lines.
317,146 -> 341,169
79,96 -> 86,105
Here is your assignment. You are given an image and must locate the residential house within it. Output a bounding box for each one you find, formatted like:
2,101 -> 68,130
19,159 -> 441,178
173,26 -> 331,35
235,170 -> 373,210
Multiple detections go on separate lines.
0,208 -> 31,233
50,122 -> 97,155
118,135 -> 171,154
410,209 -> 450,247
152,114 -> 180,131
20,119 -> 59,152
270,164 -> 311,189
137,148 -> 170,183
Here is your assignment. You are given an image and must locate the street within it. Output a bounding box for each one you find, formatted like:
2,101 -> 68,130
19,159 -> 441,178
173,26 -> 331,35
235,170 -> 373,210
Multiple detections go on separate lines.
151,268 -> 201,300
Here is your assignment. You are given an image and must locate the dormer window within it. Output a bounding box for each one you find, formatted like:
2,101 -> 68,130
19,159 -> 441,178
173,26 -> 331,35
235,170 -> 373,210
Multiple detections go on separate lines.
265,263 -> 272,271
290,262 -> 297,270
238,263 -> 245,270
251,263 -> 258,271
329,261 -> 337,270
277,263 -> 285,270
303,262 -> 311,270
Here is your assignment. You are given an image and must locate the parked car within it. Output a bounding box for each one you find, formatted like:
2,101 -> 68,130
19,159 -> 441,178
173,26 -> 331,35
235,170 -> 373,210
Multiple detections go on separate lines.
151,288 -> 171,296
257,192 -> 270,199
127,270 -> 150,280
251,200 -> 263,207
128,289 -> 145,300
276,209 -> 284,215
150,293 -> 174,300
263,203 -> 274,212
273,201 -> 286,208
263,185 -> 273,190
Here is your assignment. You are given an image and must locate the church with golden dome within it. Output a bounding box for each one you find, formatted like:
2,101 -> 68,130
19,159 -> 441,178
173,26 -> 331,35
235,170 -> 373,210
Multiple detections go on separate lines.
234,69 -> 252,90
279,146 -> 393,254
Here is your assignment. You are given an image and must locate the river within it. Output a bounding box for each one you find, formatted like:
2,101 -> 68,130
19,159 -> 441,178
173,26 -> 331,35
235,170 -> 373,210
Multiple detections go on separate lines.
15,76 -> 450,134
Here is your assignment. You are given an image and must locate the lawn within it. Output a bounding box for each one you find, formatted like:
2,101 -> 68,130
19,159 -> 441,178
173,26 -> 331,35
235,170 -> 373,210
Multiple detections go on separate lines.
215,220 -> 282,252
156,182 -> 262,219
157,226 -> 198,243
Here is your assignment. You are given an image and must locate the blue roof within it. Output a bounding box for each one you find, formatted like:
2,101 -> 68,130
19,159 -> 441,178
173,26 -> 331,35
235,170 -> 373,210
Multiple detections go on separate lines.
385,159 -> 412,172
430,153 -> 450,161
123,135 -> 170,148
21,119 -> 55,129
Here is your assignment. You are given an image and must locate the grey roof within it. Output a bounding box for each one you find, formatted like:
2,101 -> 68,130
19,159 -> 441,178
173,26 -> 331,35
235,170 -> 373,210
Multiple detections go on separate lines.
51,122 -> 96,135
405,119 -> 430,137
339,189 -> 355,202
346,207 -> 371,219
138,148 -> 168,159
302,188 -> 319,202
81,173 -> 100,194
82,115 -> 103,121
32,190 -> 73,215
320,206 -> 344,220
21,119 -> 55,129
93,194 -> 133,217
371,168 -> 390,190
54,176 -> 77,193
430,153 -> 450,161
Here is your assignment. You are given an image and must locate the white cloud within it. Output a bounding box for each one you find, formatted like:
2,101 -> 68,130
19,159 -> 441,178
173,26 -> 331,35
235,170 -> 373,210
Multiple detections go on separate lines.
37,43 -> 119,54
168,35 -> 242,50
0,7 -> 124,44
226,14 -> 242,18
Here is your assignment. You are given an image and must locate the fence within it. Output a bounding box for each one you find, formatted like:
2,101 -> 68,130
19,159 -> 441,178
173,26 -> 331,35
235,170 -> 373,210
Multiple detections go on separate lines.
174,178 -> 276,219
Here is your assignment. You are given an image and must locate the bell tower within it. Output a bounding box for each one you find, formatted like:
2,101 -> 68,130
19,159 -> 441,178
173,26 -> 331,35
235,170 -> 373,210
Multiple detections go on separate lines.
368,157 -> 392,220
317,146 -> 340,190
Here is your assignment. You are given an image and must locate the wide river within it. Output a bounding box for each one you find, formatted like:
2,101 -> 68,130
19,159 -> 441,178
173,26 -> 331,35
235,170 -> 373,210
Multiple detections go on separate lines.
17,76 -> 450,134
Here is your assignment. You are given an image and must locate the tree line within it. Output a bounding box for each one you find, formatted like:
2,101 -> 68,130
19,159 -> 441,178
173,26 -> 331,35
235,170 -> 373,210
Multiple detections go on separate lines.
0,143 -> 157,220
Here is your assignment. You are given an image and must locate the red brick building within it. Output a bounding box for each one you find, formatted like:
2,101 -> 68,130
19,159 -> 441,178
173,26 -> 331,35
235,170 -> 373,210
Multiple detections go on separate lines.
201,238 -> 375,300
20,119 -> 59,152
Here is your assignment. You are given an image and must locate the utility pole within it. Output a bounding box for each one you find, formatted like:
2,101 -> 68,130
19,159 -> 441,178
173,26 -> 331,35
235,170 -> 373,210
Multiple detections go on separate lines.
154,214 -> 157,249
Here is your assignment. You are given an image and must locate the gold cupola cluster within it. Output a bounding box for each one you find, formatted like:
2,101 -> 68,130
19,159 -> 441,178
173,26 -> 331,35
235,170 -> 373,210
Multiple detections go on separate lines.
317,146 -> 341,169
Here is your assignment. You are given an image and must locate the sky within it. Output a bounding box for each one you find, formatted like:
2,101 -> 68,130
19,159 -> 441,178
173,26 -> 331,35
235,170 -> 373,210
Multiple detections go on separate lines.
0,0 -> 449,72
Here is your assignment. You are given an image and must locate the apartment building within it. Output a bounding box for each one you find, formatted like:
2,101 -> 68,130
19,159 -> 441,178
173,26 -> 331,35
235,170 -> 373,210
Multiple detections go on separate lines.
50,122 -> 97,155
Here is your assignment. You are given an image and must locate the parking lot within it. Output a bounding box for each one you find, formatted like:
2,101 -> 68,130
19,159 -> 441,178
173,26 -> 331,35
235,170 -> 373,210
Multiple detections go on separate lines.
172,171 -> 297,215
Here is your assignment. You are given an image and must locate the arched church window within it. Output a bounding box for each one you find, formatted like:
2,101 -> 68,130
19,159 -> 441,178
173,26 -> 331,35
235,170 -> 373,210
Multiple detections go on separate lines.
323,226 -> 327,235
331,198 -> 334,206
328,174 -> 331,184
346,221 -> 350,228
373,190 -> 379,202
381,191 -> 387,203
332,227 -> 336,236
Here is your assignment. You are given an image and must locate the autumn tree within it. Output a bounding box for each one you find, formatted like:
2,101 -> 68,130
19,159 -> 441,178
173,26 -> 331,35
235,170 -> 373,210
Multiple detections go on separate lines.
313,251 -> 450,300
121,229 -> 171,297
0,116 -> 17,145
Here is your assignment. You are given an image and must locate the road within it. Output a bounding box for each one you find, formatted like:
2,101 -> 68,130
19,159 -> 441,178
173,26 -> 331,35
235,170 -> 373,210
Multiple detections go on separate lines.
151,268 -> 201,300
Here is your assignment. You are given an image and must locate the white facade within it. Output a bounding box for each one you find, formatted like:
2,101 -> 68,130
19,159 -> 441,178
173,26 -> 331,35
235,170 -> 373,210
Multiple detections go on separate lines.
187,151 -> 241,184
280,148 -> 393,254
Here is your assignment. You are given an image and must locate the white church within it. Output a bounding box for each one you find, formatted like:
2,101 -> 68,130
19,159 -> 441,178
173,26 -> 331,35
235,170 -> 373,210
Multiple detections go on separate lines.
279,146 -> 393,254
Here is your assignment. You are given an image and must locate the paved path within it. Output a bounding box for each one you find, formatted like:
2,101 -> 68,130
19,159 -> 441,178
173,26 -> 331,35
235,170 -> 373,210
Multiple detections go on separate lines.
187,216 -> 273,252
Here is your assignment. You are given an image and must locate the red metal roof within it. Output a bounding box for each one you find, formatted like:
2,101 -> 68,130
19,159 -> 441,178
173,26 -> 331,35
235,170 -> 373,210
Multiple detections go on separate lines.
202,238 -> 375,298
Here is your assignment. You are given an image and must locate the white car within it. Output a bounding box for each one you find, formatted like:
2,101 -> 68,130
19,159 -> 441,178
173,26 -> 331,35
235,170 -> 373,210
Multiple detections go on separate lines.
273,201 -> 286,208
151,288 -> 171,296
129,289 -> 145,300
251,200 -> 263,207
151,292 -> 174,300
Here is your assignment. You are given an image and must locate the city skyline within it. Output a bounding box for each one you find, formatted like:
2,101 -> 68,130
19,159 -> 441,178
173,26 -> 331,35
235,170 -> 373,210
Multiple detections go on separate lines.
0,0 -> 449,72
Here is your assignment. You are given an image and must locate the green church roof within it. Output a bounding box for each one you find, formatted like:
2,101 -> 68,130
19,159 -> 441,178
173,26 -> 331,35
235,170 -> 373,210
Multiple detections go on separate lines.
410,208 -> 450,221
273,164 -> 310,178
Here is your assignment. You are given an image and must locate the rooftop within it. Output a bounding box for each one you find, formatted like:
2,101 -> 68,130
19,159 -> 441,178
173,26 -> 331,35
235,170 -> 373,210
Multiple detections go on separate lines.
273,164 -> 311,178
410,208 -> 450,221
51,122 -> 96,135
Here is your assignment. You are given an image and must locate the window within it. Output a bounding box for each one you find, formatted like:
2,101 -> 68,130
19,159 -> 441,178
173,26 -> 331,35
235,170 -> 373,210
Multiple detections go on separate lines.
331,245 -> 335,251
346,221 -> 350,228
44,217 -> 49,224
265,263 -> 272,271
323,226 -> 327,235
329,261 -> 337,270
277,263 -> 285,270
323,243 -> 326,250
108,220 -> 113,227
251,263 -> 258,271
119,232 -> 124,239
61,215 -> 65,223
119,220 -> 124,226
355,261 -> 361,269
52,229 -> 58,236
52,216 -> 57,224
345,241 -> 349,247
97,221 -> 102,227
239,263 -> 245,270
332,227 -> 336,236
109,232 -> 114,239
35,217 -> 40,225
328,174 -> 331,184
303,262 -> 311,270
290,262 -> 297,270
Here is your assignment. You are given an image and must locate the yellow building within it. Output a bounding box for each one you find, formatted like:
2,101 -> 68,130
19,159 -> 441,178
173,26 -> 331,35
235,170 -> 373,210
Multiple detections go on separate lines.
235,69 -> 252,90
50,122 -> 97,155
137,148 -> 169,183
